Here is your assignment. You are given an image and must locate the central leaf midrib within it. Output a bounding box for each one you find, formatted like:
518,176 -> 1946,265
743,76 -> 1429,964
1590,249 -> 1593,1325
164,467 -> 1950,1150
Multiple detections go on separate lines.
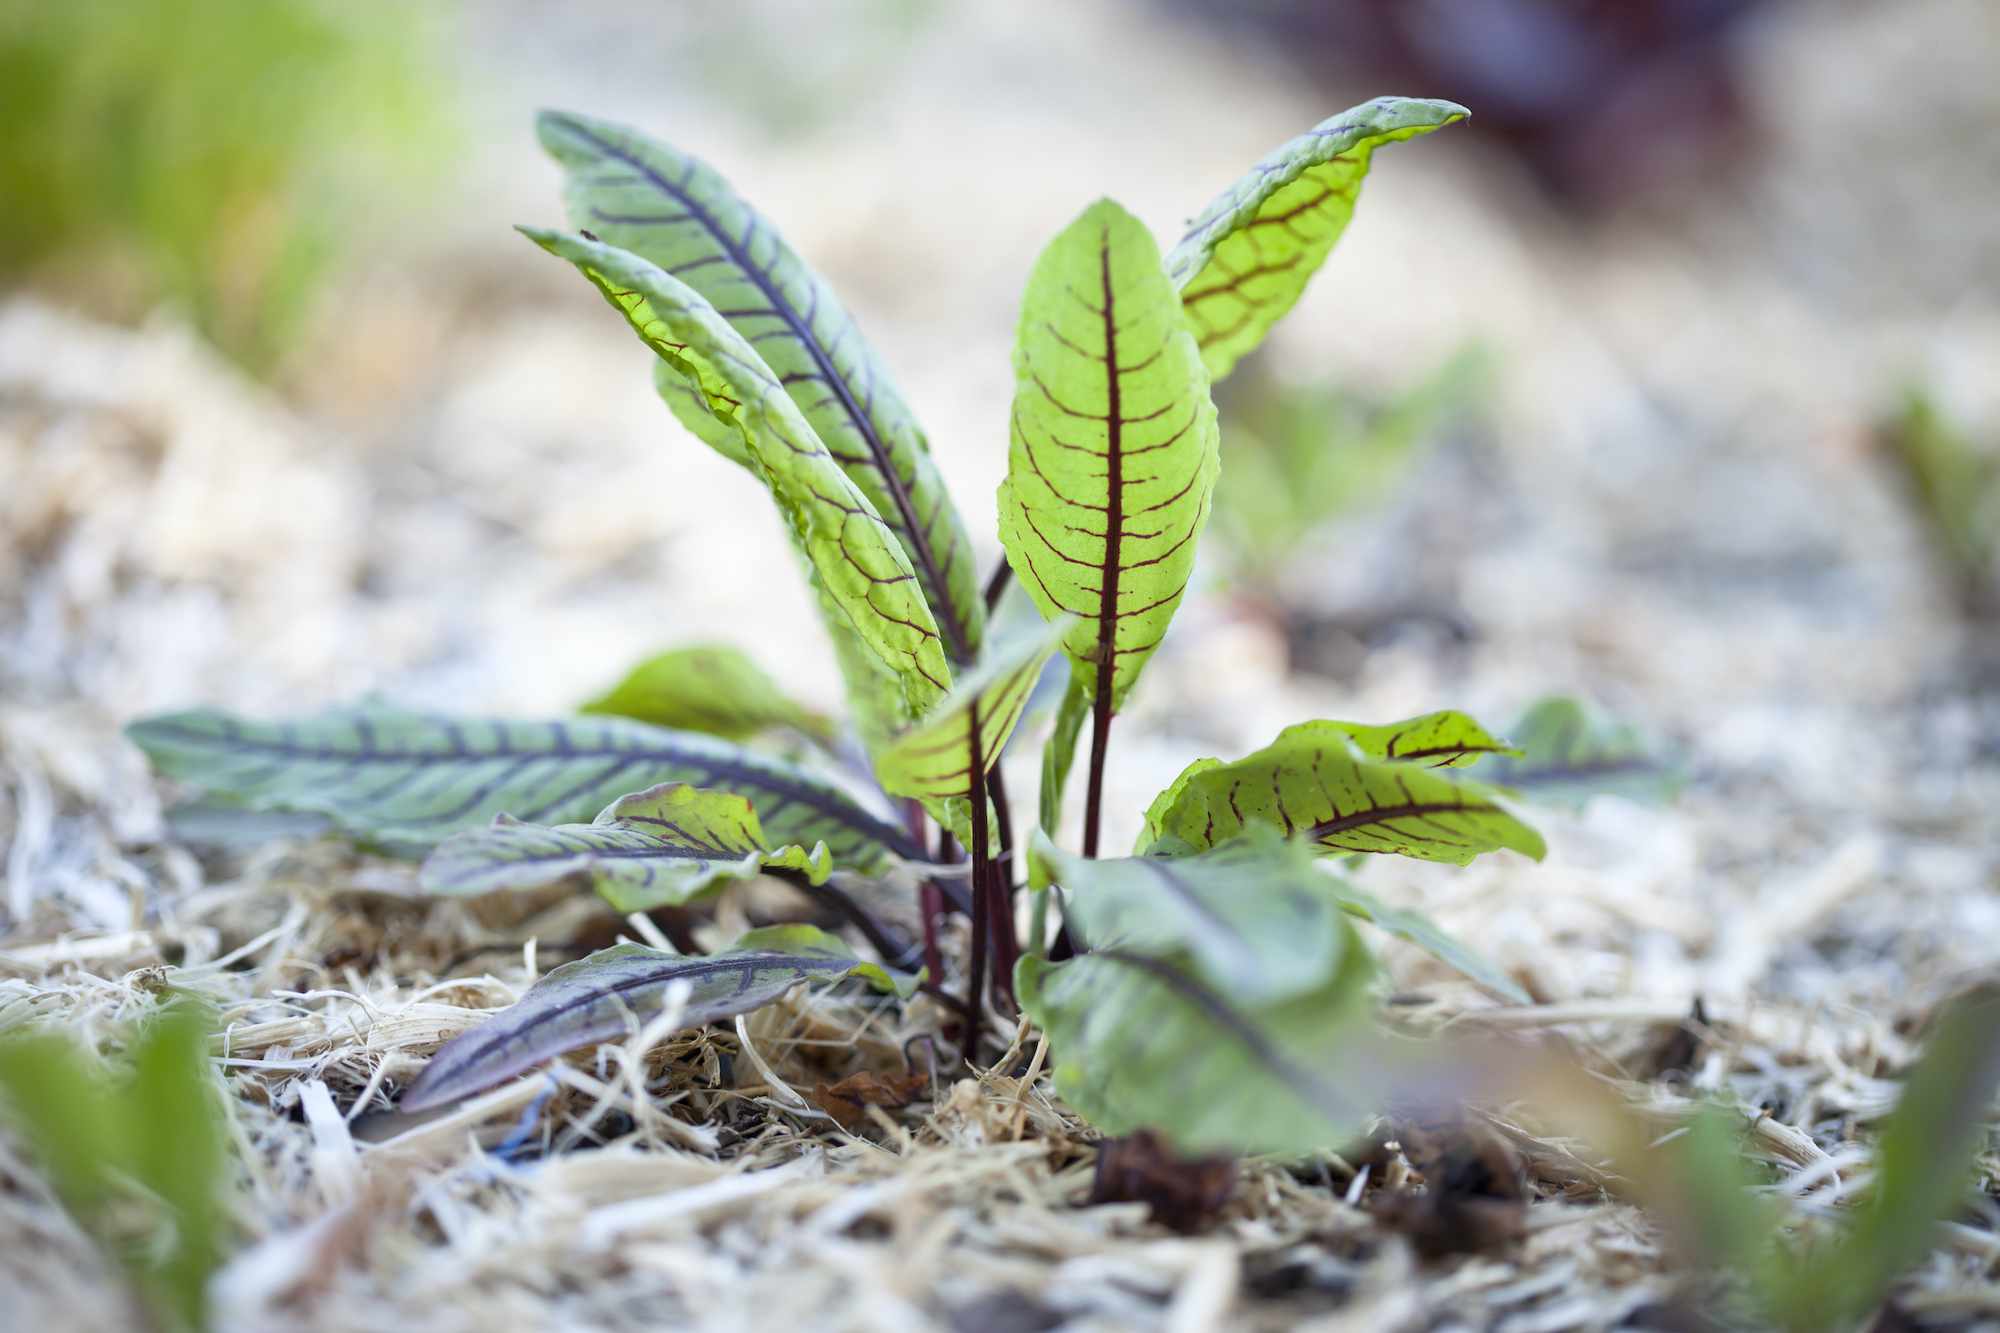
1096,233 -> 1124,694
1307,798 -> 1494,839
568,121 -> 971,665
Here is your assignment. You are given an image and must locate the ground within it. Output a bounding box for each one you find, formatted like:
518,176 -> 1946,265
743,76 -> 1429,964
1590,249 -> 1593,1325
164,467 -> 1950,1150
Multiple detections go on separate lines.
2,1 -> 1998,1329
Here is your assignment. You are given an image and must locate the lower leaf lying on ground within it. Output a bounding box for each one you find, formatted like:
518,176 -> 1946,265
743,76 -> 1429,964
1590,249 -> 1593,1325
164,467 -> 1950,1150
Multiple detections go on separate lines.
1139,719 -> 1545,864
419,782 -> 832,911
127,703 -> 921,871
400,925 -> 916,1113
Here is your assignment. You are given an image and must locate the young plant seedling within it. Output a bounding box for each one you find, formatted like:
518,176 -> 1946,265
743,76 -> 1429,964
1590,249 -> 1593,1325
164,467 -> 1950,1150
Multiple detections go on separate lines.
128,95 -> 1654,1154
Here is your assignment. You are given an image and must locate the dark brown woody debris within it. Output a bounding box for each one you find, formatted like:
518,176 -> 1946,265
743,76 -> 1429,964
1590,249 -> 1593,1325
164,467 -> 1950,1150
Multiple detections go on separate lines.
1087,1128 -> 1237,1235
1368,1114 -> 1528,1259
808,1068 -> 930,1132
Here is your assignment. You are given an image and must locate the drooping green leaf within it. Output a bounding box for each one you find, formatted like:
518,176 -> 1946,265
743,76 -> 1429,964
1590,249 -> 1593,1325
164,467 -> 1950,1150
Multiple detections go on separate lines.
420,782 -> 832,911
1027,827 -> 1358,1005
998,198 -> 1220,715
1165,97 -> 1469,381
1036,673 -> 1089,833
1478,696 -> 1684,808
1140,721 -> 1545,865
127,704 -> 922,870
521,227 -> 951,722
400,925 -> 912,1112
1321,880 -> 1529,1003
538,110 -> 986,665
582,644 -> 835,745
1016,937 -> 1380,1156
1324,709 -> 1519,768
876,618 -> 1071,802
1777,985 -> 2000,1330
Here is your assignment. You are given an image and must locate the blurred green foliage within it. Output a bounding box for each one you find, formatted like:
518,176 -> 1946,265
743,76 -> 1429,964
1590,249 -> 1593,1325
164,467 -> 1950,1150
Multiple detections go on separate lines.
0,0 -> 446,371
1210,345 -> 1490,587
1883,389 -> 2000,613
0,1001 -> 231,1333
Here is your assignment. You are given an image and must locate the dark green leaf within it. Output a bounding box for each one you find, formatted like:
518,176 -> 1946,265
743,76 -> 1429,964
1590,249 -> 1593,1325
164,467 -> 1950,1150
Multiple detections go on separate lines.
522,227 -> 952,722
1016,939 -> 1380,1156
538,110 -> 986,666
127,704 -> 922,871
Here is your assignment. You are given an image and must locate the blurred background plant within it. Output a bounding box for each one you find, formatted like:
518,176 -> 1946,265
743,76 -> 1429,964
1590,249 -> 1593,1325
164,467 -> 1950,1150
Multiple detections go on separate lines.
1880,389 -> 2000,620
0,0 -> 450,374
0,1001 -> 232,1333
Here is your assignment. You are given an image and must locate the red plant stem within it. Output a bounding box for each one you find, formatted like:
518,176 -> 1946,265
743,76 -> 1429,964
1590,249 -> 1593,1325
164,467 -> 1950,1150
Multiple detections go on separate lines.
1081,671 -> 1114,858
963,701 -> 991,1064
984,559 -> 1013,615
918,882 -> 947,991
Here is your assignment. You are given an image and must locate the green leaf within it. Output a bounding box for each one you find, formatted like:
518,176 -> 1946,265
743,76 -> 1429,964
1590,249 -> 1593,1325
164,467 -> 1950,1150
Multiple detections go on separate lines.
127,704 -> 923,870
581,644 -> 835,745
1016,937 -> 1379,1156
1165,97 -> 1469,381
1323,709 -> 1519,768
537,110 -> 985,665
1779,985 -> 2000,1329
876,617 -> 1071,802
400,926 -> 911,1112
0,1002 -> 228,1333
125,1003 -> 227,1333
1139,721 -> 1545,865
1321,880 -> 1529,1003
998,198 -> 1221,715
1038,670 -> 1091,836
521,226 -> 951,723
1028,827 -> 1359,1005
420,782 -> 832,911
1479,696 -> 1684,808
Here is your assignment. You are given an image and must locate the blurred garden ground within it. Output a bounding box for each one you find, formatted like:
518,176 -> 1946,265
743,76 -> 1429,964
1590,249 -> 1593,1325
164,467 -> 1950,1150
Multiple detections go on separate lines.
3,1 -> 1999,1329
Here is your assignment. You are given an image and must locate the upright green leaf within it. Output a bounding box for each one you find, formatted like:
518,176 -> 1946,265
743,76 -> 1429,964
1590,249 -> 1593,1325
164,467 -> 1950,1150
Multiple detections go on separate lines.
401,926 -> 912,1112
999,198 -> 1220,715
1165,97 -> 1469,380
420,782 -> 832,911
522,227 -> 951,722
1325,710 -> 1519,768
875,618 -> 1072,802
538,110 -> 985,665
127,704 -> 923,870
1016,938 -> 1379,1156
1038,671 -> 1091,834
1028,827 -> 1355,1005
1779,986 -> 2000,1329
0,1002 -> 229,1333
1479,696 -> 1684,807
1140,721 -> 1545,865
582,644 -> 835,745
